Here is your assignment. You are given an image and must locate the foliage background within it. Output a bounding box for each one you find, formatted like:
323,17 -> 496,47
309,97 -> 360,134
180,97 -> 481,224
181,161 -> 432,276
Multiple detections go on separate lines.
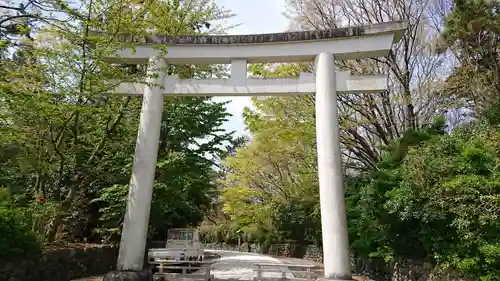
1,0 -> 499,280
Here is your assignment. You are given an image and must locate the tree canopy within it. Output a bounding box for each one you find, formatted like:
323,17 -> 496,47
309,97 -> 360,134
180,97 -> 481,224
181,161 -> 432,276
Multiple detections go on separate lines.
0,0 -> 237,244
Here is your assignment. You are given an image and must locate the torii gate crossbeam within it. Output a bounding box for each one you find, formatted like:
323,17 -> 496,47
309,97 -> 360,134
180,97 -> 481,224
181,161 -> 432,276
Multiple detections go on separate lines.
113,71 -> 388,96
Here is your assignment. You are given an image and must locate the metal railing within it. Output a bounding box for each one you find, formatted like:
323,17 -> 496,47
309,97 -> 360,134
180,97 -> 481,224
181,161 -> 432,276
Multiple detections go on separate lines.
152,260 -> 214,281
254,263 -> 323,281
150,259 -> 323,281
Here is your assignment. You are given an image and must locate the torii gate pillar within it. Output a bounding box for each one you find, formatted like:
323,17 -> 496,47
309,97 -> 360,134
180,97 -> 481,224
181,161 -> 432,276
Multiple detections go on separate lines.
116,57 -> 166,271
315,53 -> 351,279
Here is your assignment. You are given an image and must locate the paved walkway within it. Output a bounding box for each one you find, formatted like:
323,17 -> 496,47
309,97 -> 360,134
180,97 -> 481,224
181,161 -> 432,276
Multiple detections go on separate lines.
207,250 -> 294,280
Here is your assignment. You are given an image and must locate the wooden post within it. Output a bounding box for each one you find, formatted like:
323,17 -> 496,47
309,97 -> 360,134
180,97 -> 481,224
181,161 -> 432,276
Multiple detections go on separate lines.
256,265 -> 262,281
205,266 -> 211,281
306,267 -> 312,281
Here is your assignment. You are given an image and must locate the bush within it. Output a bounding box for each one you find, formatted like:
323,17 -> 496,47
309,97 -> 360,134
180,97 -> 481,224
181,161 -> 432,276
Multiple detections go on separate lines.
0,203 -> 41,260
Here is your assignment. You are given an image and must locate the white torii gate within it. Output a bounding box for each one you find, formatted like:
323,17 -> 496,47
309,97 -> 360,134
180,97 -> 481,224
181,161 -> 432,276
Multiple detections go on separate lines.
105,21 -> 406,281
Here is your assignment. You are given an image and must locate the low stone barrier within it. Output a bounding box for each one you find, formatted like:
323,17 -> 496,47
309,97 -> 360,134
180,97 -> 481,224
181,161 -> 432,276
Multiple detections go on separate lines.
0,244 -> 118,281
0,242 -> 470,281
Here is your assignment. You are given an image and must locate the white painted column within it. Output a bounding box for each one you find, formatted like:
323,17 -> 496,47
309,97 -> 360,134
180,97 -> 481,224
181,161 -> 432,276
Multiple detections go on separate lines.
314,52 -> 352,280
117,57 -> 166,271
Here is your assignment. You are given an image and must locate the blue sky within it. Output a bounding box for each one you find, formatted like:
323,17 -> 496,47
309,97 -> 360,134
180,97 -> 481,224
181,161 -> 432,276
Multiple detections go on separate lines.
213,0 -> 289,135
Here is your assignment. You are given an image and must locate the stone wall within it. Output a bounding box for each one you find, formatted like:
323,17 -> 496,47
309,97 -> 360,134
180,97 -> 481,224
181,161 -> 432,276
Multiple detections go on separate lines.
203,242 -> 263,253
0,244 -> 118,281
202,243 -> 470,281
201,242 -> 323,262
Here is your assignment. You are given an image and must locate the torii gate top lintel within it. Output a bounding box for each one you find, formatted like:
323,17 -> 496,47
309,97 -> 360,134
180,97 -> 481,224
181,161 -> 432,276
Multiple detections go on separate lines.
116,21 -> 407,45
105,21 -> 407,64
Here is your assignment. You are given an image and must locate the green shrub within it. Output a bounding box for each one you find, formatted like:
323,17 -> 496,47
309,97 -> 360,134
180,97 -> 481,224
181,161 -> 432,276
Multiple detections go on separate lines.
0,203 -> 41,260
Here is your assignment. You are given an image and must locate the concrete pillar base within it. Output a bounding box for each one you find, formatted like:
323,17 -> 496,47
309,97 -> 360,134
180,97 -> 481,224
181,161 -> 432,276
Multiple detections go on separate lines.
103,270 -> 151,281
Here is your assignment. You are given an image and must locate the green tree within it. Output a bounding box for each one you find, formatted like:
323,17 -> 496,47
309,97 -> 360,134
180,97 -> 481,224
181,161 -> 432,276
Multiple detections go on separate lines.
218,63 -> 321,245
0,198 -> 41,260
346,114 -> 500,280
94,96 -> 235,242
0,0 -> 235,243
346,117 -> 448,262
441,0 -> 500,113
1,0 -> 147,241
386,120 -> 500,280
87,1 -> 236,242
